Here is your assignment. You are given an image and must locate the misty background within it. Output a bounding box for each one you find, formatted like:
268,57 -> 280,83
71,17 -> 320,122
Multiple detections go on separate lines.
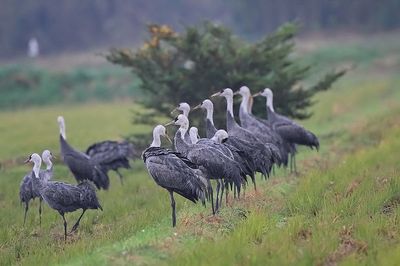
1,0 -> 400,59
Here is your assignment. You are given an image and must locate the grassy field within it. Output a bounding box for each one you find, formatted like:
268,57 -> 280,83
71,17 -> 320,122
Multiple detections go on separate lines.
1,35 -> 400,265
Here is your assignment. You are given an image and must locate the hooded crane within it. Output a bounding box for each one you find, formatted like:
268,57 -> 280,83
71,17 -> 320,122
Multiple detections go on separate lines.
25,153 -> 102,242
85,140 -> 137,184
254,88 -> 320,172
193,99 -> 258,190
235,86 -> 290,167
142,125 -> 210,227
57,116 -> 135,189
171,102 -> 192,143
211,88 -> 279,177
189,127 -> 253,204
168,115 -> 246,213
20,150 -> 54,225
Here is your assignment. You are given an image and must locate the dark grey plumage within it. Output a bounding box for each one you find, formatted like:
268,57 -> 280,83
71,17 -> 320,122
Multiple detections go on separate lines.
256,88 -> 319,172
212,89 -> 278,177
172,115 -> 246,213
27,153 -> 102,242
19,150 -> 54,225
60,135 -> 110,189
236,87 -> 290,167
58,116 -> 137,189
86,140 -> 137,184
195,99 -> 257,190
143,143 -> 209,227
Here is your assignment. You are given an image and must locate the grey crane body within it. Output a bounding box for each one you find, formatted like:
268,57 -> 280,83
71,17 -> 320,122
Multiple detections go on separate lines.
267,107 -> 319,149
60,135 -> 110,190
58,116 -> 135,189
197,101 -> 257,187
19,150 -> 54,225
225,105 -> 274,177
175,130 -> 244,191
236,87 -> 289,166
206,119 -> 217,139
255,88 -> 320,172
27,153 -> 102,242
142,125 -> 210,227
143,146 -> 209,205
86,140 -> 137,183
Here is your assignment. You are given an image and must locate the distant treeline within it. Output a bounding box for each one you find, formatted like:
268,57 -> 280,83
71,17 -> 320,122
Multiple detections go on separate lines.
0,0 -> 399,58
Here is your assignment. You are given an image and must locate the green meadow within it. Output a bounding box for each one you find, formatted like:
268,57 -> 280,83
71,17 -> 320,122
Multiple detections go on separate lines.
0,34 -> 399,265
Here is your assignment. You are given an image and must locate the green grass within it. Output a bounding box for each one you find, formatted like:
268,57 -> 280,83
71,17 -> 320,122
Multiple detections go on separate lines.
0,65 -> 141,111
1,34 -> 400,265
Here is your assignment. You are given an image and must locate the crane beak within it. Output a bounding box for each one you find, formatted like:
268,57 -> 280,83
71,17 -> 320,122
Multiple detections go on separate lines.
233,91 -> 240,96
23,158 -> 30,164
252,92 -> 261,97
170,107 -> 178,116
164,120 -> 175,127
210,92 -> 220,98
192,104 -> 201,110
164,134 -> 172,144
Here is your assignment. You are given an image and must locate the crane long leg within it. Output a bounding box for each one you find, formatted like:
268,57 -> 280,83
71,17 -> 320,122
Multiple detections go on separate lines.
23,202 -> 29,226
39,198 -> 42,226
209,185 -> 215,215
251,174 -> 257,192
219,179 -> 225,209
293,154 -> 297,174
60,212 -> 67,242
290,153 -> 294,173
215,180 -> 221,212
115,169 -> 124,185
225,182 -> 229,205
70,209 -> 87,233
169,191 -> 176,227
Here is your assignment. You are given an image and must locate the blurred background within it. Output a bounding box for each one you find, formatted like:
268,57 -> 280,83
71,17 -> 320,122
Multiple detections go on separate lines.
1,0 -> 400,59
1,2 -> 400,265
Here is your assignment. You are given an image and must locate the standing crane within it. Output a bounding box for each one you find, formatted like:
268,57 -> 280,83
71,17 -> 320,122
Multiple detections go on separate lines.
57,116 -> 135,189
20,150 -> 54,225
142,125 -> 210,227
167,115 -> 246,213
253,88 -> 319,172
25,153 -> 102,242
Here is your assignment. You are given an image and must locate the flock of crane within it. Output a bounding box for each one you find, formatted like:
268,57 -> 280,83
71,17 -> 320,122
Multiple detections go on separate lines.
20,86 -> 319,242
144,86 -> 319,227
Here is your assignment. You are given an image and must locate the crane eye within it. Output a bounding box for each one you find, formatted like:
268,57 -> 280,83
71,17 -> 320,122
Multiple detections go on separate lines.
220,89 -> 224,93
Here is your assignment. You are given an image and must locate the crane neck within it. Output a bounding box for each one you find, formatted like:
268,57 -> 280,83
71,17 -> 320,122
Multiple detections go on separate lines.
179,125 -> 188,140
224,95 -> 234,117
182,109 -> 189,117
150,134 -> 161,147
205,105 -> 214,125
240,94 -> 250,114
59,120 -> 66,139
43,158 -> 53,170
32,160 -> 42,179
267,95 -> 274,112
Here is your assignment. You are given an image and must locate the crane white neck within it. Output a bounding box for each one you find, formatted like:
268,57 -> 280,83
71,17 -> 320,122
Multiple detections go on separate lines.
240,94 -> 250,114
182,109 -> 189,117
43,157 -> 53,170
32,160 -> 42,179
267,94 -> 274,112
189,131 -> 198,144
150,131 -> 161,147
179,125 -> 188,140
205,105 -> 214,125
59,119 -> 66,139
224,95 -> 234,117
